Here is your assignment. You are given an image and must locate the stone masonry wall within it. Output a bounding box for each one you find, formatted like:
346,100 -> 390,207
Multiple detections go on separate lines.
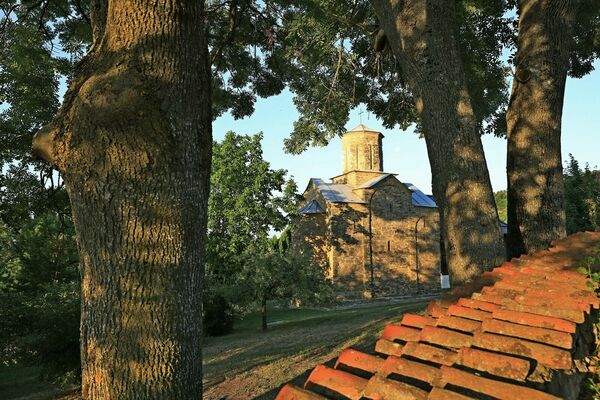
366,180 -> 440,296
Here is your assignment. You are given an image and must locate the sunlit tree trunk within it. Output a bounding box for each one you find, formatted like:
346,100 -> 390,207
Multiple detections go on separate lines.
506,0 -> 578,257
371,0 -> 505,285
32,1 -> 211,398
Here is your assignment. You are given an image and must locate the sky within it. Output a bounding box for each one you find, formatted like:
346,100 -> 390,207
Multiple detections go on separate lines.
213,61 -> 600,195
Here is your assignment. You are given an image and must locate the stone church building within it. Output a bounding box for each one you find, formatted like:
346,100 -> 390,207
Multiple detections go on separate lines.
293,124 -> 441,299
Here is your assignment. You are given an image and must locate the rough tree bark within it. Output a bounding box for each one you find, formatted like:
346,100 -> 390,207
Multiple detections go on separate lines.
506,0 -> 578,257
32,1 -> 211,398
371,0 -> 505,284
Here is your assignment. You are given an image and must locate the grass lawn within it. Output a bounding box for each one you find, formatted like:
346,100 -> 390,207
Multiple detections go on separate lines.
0,300 -> 427,400
203,300 -> 428,399
0,366 -> 64,400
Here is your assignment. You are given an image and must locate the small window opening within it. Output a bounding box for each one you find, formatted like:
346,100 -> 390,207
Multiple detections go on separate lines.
387,240 -> 391,254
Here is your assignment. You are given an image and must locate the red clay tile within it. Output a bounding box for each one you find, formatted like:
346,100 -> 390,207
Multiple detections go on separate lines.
382,324 -> 421,342
471,291 -> 506,305
427,301 -> 448,318
401,342 -> 458,366
472,332 -> 572,370
447,305 -> 492,322
305,364 -> 367,400
500,302 -> 585,323
494,280 -> 529,292
418,326 -> 473,349
492,308 -> 577,333
436,315 -> 481,334
440,366 -> 560,400
457,298 -> 499,312
401,313 -> 437,329
480,286 -> 519,299
362,374 -> 428,400
481,318 -> 573,349
457,347 -> 530,381
275,384 -> 327,400
381,355 -> 442,386
526,289 -> 599,309
335,349 -> 385,374
375,338 -> 404,356
427,387 -> 474,400
514,294 -> 590,313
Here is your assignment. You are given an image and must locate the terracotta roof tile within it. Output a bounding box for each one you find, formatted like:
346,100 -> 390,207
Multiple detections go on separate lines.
335,349 -> 385,374
472,332 -> 572,370
456,347 -> 530,381
427,387 -> 474,400
492,308 -> 577,333
435,315 -> 481,334
401,313 -> 437,329
456,298 -> 499,313
440,366 -> 560,400
305,365 -> 367,400
381,324 -> 421,343
481,318 -> 573,349
275,384 -> 327,400
418,326 -> 473,349
401,342 -> 459,366
375,338 -> 403,356
274,232 -> 600,400
362,374 -> 429,400
381,356 -> 442,386
426,301 -> 447,318
447,305 -> 492,321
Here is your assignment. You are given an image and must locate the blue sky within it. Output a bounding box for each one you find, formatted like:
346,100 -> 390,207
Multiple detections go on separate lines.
213,61 -> 599,195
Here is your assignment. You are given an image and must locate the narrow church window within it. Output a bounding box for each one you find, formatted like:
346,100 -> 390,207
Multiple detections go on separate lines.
387,240 -> 391,254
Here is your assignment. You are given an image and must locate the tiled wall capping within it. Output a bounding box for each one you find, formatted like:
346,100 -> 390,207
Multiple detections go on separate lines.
275,231 -> 600,400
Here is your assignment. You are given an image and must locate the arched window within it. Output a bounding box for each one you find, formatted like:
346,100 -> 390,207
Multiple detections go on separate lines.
387,240 -> 391,254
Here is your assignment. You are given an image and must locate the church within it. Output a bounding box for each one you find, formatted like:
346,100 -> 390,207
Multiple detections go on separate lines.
293,124 -> 442,299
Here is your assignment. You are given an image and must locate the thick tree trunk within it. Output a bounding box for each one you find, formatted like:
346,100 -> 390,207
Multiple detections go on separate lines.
506,0 -> 577,257
371,0 -> 505,285
32,1 -> 211,399
261,296 -> 268,331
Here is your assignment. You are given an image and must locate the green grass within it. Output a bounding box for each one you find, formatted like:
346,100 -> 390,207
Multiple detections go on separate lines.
0,366 -> 63,400
203,300 -> 428,399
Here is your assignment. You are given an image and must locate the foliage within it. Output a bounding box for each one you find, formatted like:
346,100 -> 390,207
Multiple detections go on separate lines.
0,211 -> 80,385
273,0 -> 514,153
206,131 -> 300,280
564,154 -> 600,234
494,190 -> 507,222
205,131 -> 330,331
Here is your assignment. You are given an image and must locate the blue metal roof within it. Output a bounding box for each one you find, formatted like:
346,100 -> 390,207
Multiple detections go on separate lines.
403,183 -> 438,208
307,178 -> 366,204
298,200 -> 326,214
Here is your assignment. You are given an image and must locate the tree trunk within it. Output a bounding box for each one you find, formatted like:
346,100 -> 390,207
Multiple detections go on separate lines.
506,0 -> 577,257
32,1 -> 211,398
371,0 -> 505,284
261,296 -> 268,331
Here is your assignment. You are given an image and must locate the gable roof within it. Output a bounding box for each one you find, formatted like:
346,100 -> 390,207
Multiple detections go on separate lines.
404,183 -> 438,208
306,178 -> 366,204
355,175 -> 438,208
355,173 -> 396,189
298,200 -> 326,214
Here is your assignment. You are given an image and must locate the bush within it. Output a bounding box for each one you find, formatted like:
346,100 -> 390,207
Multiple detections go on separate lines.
203,293 -> 235,337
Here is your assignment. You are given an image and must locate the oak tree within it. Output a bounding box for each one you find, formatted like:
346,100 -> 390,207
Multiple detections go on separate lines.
506,0 -> 600,256
30,1 -> 212,398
